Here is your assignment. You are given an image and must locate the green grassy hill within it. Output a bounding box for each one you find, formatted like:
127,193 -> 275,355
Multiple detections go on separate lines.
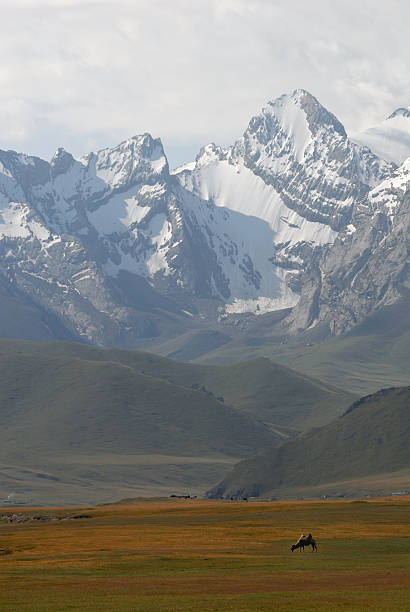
0,353 -> 278,460
208,387 -> 410,500
0,339 -> 355,433
0,338 -> 355,505
0,350 -> 282,505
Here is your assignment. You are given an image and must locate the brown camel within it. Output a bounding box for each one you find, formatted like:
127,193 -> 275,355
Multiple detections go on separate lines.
291,533 -> 317,552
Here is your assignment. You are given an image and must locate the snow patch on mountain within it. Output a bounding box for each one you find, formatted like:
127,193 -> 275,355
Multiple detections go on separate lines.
177,186 -> 299,313
102,212 -> 172,277
351,107 -> 410,165
0,201 -> 32,239
224,292 -> 298,316
145,213 -> 173,275
256,90 -> 313,165
0,198 -> 50,241
87,185 -> 152,235
368,156 -> 410,214
179,157 -> 337,247
171,161 -> 196,175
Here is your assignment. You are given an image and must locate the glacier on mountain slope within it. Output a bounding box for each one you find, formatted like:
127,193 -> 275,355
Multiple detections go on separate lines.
177,157 -> 338,246
175,157 -> 335,314
0,200 -> 49,240
176,184 -> 300,313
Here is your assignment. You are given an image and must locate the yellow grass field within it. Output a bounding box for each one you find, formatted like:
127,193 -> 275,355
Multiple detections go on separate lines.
0,497 -> 410,611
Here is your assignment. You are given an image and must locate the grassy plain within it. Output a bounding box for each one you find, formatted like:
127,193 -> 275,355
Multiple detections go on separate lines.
0,497 -> 409,611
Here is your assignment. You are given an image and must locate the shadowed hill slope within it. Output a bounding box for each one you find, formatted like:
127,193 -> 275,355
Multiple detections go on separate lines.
207,386 -> 410,499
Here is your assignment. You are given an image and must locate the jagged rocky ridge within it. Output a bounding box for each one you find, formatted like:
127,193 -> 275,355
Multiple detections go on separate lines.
284,158 -> 410,336
0,90 -> 407,346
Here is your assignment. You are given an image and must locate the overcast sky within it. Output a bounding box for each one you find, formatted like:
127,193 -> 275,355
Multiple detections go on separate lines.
1,0 -> 410,167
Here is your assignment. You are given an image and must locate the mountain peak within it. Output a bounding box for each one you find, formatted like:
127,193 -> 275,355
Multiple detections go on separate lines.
290,88 -> 317,103
91,133 -> 169,190
50,147 -> 75,177
387,107 -> 410,120
263,89 -> 346,140
195,143 -> 225,167
243,89 -> 346,170
266,88 -> 315,107
104,133 -> 167,164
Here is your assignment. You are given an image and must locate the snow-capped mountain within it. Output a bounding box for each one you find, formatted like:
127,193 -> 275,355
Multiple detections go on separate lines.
176,89 -> 393,314
0,90 -> 406,347
0,130 -> 306,343
0,136 -> 174,345
351,107 -> 410,165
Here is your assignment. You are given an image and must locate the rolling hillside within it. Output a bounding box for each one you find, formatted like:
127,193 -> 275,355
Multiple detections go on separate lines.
0,349 -> 279,505
0,353 -> 278,459
208,387 -> 410,500
0,338 -> 355,504
0,338 -> 355,431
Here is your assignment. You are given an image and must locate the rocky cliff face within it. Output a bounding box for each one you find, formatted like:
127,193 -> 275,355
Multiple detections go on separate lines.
284,159 -> 410,336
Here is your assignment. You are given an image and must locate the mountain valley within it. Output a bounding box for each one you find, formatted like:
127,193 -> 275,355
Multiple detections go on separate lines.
0,89 -> 409,503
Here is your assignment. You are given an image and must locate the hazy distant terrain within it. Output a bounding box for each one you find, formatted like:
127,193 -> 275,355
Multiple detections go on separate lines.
194,308 -> 410,396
